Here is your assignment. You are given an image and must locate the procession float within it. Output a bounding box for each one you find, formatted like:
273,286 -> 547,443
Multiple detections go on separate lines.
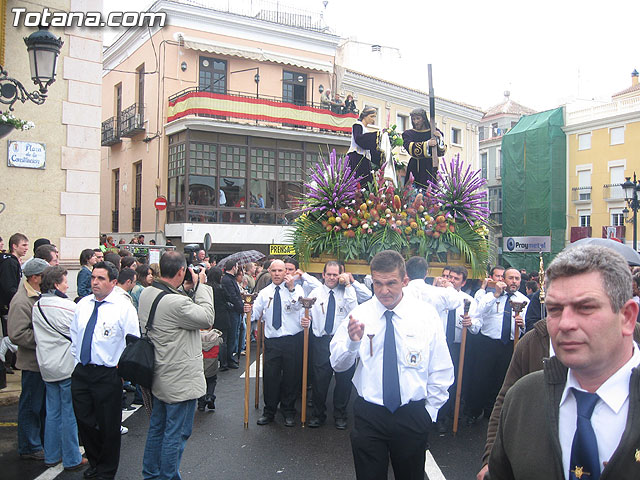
288,145 -> 491,278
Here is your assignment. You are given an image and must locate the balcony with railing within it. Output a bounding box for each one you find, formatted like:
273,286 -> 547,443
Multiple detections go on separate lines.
603,183 -> 625,202
571,186 -> 592,203
120,103 -> 145,138
570,226 -> 592,242
101,117 -> 121,146
167,87 -> 357,135
601,225 -> 625,240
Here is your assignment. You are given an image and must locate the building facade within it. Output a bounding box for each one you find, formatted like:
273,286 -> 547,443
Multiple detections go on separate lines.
564,71 -> 640,247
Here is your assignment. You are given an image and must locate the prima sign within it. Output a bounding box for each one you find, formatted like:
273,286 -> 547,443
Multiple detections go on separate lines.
504,236 -> 551,253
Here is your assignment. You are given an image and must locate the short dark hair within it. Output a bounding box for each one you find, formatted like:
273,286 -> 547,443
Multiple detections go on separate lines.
93,261 -> 119,281
120,256 -> 137,269
33,238 -> 51,253
405,256 -> 428,280
35,244 -> 57,263
490,265 -> 505,276
160,251 -> 187,278
207,266 -> 223,286
104,252 -> 121,270
323,260 -> 341,273
262,259 -> 273,270
283,257 -> 299,269
93,248 -> 101,253
118,249 -> 132,258
40,266 -> 67,293
449,265 -> 468,281
135,264 -> 151,286
80,248 -> 95,266
442,265 -> 451,272
9,233 -> 28,252
525,280 -> 538,292
117,268 -> 136,285
370,250 -> 406,278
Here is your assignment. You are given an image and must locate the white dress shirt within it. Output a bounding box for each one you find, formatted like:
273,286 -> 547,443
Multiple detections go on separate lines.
70,289 -> 140,367
475,290 -> 529,340
352,280 -> 372,304
296,272 -> 322,297
308,284 -> 358,337
404,279 -> 461,331
330,293 -> 454,421
446,291 -> 481,343
251,282 -> 304,338
558,343 -> 640,479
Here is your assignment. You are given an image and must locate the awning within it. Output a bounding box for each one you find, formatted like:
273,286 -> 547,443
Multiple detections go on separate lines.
183,38 -> 333,73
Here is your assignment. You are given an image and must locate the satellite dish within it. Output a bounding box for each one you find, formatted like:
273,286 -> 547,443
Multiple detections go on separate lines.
204,233 -> 212,252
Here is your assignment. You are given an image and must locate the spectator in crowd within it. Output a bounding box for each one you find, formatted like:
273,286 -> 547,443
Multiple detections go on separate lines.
331,92 -> 344,114
77,249 -> 98,299
34,244 -> 59,266
120,256 -> 137,271
206,267 -> 233,372
320,89 -> 332,109
343,94 -> 357,114
138,251 -> 213,480
70,260 -> 139,480
149,263 -> 160,279
104,252 -> 121,271
131,264 -> 154,310
221,262 -> 244,369
32,266 -> 87,471
9,258 -> 50,460
255,259 -> 273,292
198,328 -> 221,412
116,268 -> 137,302
137,235 -> 145,244
93,249 -> 104,263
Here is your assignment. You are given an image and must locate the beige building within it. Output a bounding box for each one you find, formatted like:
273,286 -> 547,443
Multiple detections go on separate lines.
1,0 -> 102,269
101,0 -> 484,255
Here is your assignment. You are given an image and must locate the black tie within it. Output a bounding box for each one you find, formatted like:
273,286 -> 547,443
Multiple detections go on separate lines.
382,310 -> 401,413
273,285 -> 282,330
569,389 -> 600,480
325,290 -> 336,335
500,294 -> 513,344
446,308 -> 456,344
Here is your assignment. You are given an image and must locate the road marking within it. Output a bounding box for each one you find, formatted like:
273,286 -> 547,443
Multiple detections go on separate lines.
425,450 -> 447,480
239,354 -> 262,378
33,406 -> 141,480
0,421 -> 17,427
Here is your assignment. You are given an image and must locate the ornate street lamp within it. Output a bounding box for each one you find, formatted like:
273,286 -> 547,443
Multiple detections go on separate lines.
622,174 -> 639,251
0,26 -> 64,111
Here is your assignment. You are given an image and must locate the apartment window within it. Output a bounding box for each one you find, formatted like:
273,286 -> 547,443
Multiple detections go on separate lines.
396,114 -> 408,132
451,127 -> 462,146
579,210 -> 591,227
612,212 -> 625,227
136,64 -> 145,119
112,169 -> 120,232
114,83 -> 122,134
199,57 -> 227,94
480,152 -> 487,179
496,149 -> 502,179
610,126 -> 624,145
132,162 -> 142,232
478,126 -> 485,141
282,71 -> 307,106
578,133 -> 591,150
577,170 -> 591,200
491,122 -> 498,137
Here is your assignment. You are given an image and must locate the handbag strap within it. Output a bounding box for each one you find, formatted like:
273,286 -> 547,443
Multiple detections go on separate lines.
37,301 -> 72,342
145,290 -> 170,333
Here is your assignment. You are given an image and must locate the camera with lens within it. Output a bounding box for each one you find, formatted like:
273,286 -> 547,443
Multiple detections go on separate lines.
189,264 -> 202,274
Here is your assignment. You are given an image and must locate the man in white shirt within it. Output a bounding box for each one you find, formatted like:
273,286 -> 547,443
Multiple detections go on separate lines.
304,261 -> 358,429
489,244 -> 640,480
248,259 -> 304,427
467,267 -> 528,424
330,250 -> 453,479
283,257 -> 322,297
70,261 -> 140,480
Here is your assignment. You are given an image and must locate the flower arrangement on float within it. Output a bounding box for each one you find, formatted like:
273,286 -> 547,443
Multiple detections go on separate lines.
288,150 -> 491,276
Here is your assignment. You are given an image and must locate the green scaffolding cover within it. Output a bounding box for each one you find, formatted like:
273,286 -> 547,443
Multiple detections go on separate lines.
501,107 -> 566,272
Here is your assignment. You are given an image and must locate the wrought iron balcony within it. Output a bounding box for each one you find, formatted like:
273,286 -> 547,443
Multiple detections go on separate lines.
571,186 -> 592,203
119,103 -> 145,138
101,117 -> 121,146
570,226 -> 591,242
603,183 -> 625,202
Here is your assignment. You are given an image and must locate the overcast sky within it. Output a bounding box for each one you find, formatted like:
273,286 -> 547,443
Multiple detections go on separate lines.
104,0 -> 640,112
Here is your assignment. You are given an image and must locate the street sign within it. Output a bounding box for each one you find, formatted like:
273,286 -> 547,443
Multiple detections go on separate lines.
154,196 -> 167,211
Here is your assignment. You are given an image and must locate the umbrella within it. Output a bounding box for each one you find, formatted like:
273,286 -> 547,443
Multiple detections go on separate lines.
568,237 -> 640,266
218,250 -> 265,269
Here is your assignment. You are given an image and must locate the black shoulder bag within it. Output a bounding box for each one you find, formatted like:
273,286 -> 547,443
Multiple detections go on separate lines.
118,290 -> 169,389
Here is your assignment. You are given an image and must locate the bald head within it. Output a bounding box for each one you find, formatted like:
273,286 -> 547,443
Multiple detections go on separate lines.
269,259 -> 286,285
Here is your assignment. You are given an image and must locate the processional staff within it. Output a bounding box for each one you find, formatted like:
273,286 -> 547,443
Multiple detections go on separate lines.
298,296 -> 317,428
509,299 -> 528,348
243,293 -> 257,428
428,64 -> 439,170
452,299 -> 471,435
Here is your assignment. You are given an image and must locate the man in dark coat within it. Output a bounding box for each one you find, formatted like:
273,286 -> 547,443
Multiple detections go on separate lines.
221,262 -> 244,369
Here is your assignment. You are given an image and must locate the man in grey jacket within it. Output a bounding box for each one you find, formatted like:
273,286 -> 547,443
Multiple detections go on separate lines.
138,251 -> 214,480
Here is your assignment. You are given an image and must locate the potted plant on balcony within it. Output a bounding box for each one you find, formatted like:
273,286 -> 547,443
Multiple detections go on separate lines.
288,150 -> 490,277
0,111 -> 35,138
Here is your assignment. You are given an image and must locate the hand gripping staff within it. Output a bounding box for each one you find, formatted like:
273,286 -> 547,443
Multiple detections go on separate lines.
298,296 -> 317,427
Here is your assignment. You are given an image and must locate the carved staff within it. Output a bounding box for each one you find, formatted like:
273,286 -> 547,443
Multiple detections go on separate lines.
453,299 -> 472,435
243,293 -> 257,428
254,318 -> 263,409
298,296 -> 317,427
538,252 -> 546,320
509,300 -> 528,349
428,64 -> 439,169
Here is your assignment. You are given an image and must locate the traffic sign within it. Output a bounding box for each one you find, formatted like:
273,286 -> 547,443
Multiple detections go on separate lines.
154,196 -> 167,211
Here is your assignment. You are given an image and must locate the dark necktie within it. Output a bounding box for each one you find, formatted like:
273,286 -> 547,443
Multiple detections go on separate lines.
272,285 -> 282,330
446,308 -> 456,344
325,290 -> 336,335
500,294 -> 513,344
80,300 -> 104,365
382,310 -> 401,413
569,388 -> 601,480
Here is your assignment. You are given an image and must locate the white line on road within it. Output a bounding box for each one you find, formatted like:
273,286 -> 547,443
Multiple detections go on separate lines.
34,405 -> 141,480
425,450 -> 447,480
239,354 -> 262,378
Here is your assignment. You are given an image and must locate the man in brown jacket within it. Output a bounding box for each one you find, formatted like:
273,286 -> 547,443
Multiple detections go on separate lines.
8,258 -> 49,460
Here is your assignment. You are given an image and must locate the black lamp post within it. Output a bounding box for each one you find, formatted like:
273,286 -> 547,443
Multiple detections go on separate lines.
0,26 -> 64,111
622,173 -> 639,251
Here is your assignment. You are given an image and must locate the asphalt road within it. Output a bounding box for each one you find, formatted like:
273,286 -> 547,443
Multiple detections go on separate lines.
0,347 -> 488,479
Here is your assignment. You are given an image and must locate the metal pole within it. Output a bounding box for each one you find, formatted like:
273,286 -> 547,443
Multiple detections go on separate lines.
155,209 -> 159,245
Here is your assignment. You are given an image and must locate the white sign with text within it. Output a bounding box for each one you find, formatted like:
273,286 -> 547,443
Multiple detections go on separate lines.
7,140 -> 46,169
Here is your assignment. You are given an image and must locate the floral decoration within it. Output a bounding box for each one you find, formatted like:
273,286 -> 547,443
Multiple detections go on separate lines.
0,111 -> 35,130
